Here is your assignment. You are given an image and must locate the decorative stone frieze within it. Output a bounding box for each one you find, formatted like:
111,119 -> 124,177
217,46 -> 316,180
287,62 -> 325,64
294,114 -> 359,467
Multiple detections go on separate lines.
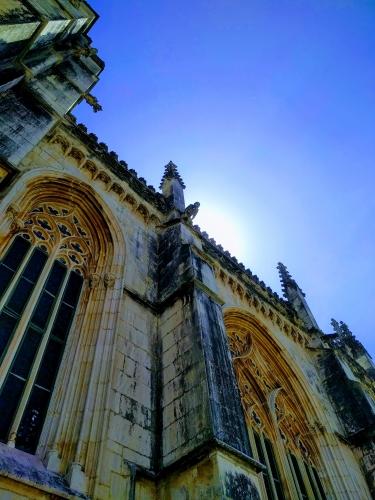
47,130 -> 163,227
215,261 -> 308,347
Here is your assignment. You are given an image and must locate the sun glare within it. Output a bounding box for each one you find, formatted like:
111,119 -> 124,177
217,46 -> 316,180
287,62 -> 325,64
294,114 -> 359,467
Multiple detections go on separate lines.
194,202 -> 248,264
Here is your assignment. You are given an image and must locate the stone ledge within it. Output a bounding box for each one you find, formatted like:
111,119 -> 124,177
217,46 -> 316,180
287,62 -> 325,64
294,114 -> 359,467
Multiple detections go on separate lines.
133,436 -> 266,479
0,443 -> 87,499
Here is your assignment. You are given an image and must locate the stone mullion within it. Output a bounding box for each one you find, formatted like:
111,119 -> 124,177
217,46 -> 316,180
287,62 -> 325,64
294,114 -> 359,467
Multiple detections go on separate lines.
259,433 -> 280,500
0,241 -> 34,312
268,390 -> 300,500
306,462 -> 323,500
287,453 -> 304,499
296,455 -> 316,500
247,426 -> 270,500
42,282 -> 90,466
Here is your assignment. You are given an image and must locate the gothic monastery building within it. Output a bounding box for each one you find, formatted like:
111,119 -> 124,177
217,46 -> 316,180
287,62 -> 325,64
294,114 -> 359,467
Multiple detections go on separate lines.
0,1 -> 374,499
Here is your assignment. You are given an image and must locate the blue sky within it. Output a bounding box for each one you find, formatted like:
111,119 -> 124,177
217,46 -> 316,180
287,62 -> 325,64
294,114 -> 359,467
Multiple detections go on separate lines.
76,0 -> 375,357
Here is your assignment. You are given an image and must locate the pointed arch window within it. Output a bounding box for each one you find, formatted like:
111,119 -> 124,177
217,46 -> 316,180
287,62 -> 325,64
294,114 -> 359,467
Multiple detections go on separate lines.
253,430 -> 285,500
225,313 -> 330,500
0,203 -> 91,454
289,453 -> 309,500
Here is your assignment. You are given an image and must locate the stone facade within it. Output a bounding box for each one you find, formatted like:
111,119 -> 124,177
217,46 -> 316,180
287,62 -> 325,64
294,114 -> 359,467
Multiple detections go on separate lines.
0,2 -> 374,499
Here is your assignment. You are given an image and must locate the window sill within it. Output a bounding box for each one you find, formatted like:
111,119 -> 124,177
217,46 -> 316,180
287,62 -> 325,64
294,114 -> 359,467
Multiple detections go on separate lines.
0,442 -> 87,499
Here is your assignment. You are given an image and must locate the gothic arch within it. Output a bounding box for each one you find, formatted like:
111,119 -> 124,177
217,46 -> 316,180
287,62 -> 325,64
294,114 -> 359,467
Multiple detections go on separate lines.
225,309 -> 322,424
0,173 -> 126,491
224,308 -> 333,498
1,175 -> 122,263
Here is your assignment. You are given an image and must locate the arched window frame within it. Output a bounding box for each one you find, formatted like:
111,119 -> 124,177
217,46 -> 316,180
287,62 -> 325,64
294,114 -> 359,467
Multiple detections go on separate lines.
0,173 -> 126,495
0,202 -> 92,453
225,310 -> 329,500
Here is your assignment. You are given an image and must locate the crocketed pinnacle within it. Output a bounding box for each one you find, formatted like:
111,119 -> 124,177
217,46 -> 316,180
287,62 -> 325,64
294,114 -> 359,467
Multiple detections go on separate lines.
330,318 -> 365,353
331,319 -> 353,338
159,161 -> 186,189
277,262 -> 305,298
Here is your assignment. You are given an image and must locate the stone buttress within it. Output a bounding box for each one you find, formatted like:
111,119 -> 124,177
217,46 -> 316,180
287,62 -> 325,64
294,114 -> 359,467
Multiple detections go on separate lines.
156,220 -> 263,498
0,2 -> 374,500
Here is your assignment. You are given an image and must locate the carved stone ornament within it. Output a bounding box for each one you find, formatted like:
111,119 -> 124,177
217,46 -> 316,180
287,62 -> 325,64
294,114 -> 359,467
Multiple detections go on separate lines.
10,202 -> 93,274
89,273 -> 101,289
74,46 -> 98,59
6,204 -> 18,219
229,331 -> 252,360
104,273 -> 116,289
6,205 -> 23,233
83,93 -> 103,113
10,218 -> 24,233
183,202 -> 200,223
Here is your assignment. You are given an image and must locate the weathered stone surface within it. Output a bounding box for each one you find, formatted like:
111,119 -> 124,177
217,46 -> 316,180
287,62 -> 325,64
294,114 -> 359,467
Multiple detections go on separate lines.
319,351 -> 375,436
224,472 -> 260,500
0,2 -> 374,500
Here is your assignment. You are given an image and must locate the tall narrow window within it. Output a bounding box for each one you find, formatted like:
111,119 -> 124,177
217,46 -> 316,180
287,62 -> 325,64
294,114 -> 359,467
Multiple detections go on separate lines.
254,431 -> 275,499
312,466 -> 327,500
16,270 -> 83,453
0,235 -> 30,299
264,437 -> 285,500
0,238 -> 45,360
0,202 -> 92,453
289,454 -> 308,500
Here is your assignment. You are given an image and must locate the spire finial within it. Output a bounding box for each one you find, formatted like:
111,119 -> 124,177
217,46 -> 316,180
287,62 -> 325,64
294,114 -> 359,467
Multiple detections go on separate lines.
276,262 -> 319,330
160,161 -> 186,212
330,318 -> 372,364
159,161 -> 186,189
277,262 -> 304,299
331,319 -> 353,337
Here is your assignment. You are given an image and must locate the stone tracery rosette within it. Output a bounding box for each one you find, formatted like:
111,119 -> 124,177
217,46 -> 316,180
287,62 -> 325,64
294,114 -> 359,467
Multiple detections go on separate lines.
16,202 -> 93,276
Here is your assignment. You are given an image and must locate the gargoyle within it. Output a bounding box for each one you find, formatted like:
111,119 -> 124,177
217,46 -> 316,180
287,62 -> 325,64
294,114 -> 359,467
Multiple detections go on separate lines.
83,93 -> 103,112
183,202 -> 200,223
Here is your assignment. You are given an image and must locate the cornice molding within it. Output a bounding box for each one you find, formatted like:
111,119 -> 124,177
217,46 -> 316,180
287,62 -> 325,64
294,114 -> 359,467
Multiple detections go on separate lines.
46,130 -> 163,227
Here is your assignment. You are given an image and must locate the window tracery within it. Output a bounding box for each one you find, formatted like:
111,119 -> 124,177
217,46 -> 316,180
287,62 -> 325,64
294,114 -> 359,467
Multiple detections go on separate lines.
225,310 -> 327,500
229,329 -> 252,360
0,201 -> 93,454
16,203 -> 92,274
